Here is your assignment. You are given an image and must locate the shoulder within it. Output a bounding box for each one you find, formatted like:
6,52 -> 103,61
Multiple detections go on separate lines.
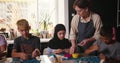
0,35 -> 6,45
49,38 -> 55,43
71,15 -> 79,23
91,12 -> 101,22
115,41 -> 120,47
91,12 -> 101,18
32,36 -> 40,39
94,39 -> 102,45
14,36 -> 22,41
14,36 -> 22,43
73,14 -> 79,18
64,38 -> 70,42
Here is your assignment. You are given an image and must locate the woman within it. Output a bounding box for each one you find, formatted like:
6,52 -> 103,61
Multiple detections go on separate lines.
69,0 -> 103,54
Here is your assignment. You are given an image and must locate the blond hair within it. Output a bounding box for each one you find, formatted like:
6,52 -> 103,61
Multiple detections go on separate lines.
16,19 -> 29,29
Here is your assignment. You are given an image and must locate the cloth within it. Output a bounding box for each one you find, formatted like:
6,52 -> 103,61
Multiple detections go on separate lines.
93,39 -> 120,59
76,18 -> 95,53
0,35 -> 6,46
70,12 -> 103,40
77,19 -> 95,43
13,35 -> 40,59
48,38 -> 71,49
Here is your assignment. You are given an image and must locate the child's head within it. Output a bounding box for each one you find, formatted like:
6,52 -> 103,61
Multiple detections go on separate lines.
100,26 -> 114,44
16,19 -> 30,37
54,24 -> 66,40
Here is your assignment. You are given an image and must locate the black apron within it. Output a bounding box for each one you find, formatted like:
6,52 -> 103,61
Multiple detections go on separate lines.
75,18 -> 95,53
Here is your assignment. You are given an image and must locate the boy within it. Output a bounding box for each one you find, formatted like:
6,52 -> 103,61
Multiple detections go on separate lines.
85,26 -> 120,63
11,19 -> 40,63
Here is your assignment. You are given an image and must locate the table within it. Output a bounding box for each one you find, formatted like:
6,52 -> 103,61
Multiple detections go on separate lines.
41,54 -> 100,63
0,55 -> 100,63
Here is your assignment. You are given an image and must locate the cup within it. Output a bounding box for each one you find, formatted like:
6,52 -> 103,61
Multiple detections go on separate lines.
64,53 -> 72,58
72,53 -> 79,58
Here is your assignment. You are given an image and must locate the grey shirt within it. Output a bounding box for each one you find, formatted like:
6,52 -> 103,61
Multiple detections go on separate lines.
93,39 -> 120,58
13,35 -> 40,55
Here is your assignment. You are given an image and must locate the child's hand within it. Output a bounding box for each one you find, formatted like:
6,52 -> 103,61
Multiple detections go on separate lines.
20,52 -> 27,60
64,49 -> 70,53
32,49 -> 40,58
99,53 -> 106,63
53,49 -> 63,54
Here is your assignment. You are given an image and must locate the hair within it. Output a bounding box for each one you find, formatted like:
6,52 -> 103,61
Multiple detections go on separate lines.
16,19 -> 29,29
53,24 -> 66,39
73,0 -> 90,9
100,26 -> 113,38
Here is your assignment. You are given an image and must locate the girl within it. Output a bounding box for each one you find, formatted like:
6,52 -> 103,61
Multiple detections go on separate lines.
44,24 -> 71,55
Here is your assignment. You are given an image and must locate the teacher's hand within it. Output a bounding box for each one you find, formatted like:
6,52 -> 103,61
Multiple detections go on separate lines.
70,46 -> 75,54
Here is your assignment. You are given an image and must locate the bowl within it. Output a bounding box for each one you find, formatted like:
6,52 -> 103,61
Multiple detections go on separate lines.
72,53 -> 79,58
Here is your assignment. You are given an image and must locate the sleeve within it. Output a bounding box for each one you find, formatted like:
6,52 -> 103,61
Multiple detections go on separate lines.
69,15 -> 79,40
13,38 -> 19,51
12,38 -> 22,52
34,37 -> 41,51
43,47 -> 53,55
0,35 -> 7,46
92,13 -> 103,40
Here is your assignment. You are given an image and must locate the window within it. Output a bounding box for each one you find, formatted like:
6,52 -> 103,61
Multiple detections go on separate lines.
0,0 -> 69,38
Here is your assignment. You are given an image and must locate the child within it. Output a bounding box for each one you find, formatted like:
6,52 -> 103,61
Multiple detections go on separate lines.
85,26 -> 120,63
11,19 -> 40,63
44,24 -> 71,55
0,34 -> 7,59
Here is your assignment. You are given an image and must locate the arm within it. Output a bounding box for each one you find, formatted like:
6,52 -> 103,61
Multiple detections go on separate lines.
92,13 -> 103,40
85,45 -> 99,55
52,49 -> 64,54
78,38 -> 96,46
11,49 -> 27,60
64,48 -> 70,53
69,40 -> 76,54
69,15 -> 79,54
99,53 -> 120,63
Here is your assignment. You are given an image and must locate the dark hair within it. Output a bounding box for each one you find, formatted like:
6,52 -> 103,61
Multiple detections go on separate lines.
73,0 -> 90,9
100,26 -> 113,38
53,24 -> 66,39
